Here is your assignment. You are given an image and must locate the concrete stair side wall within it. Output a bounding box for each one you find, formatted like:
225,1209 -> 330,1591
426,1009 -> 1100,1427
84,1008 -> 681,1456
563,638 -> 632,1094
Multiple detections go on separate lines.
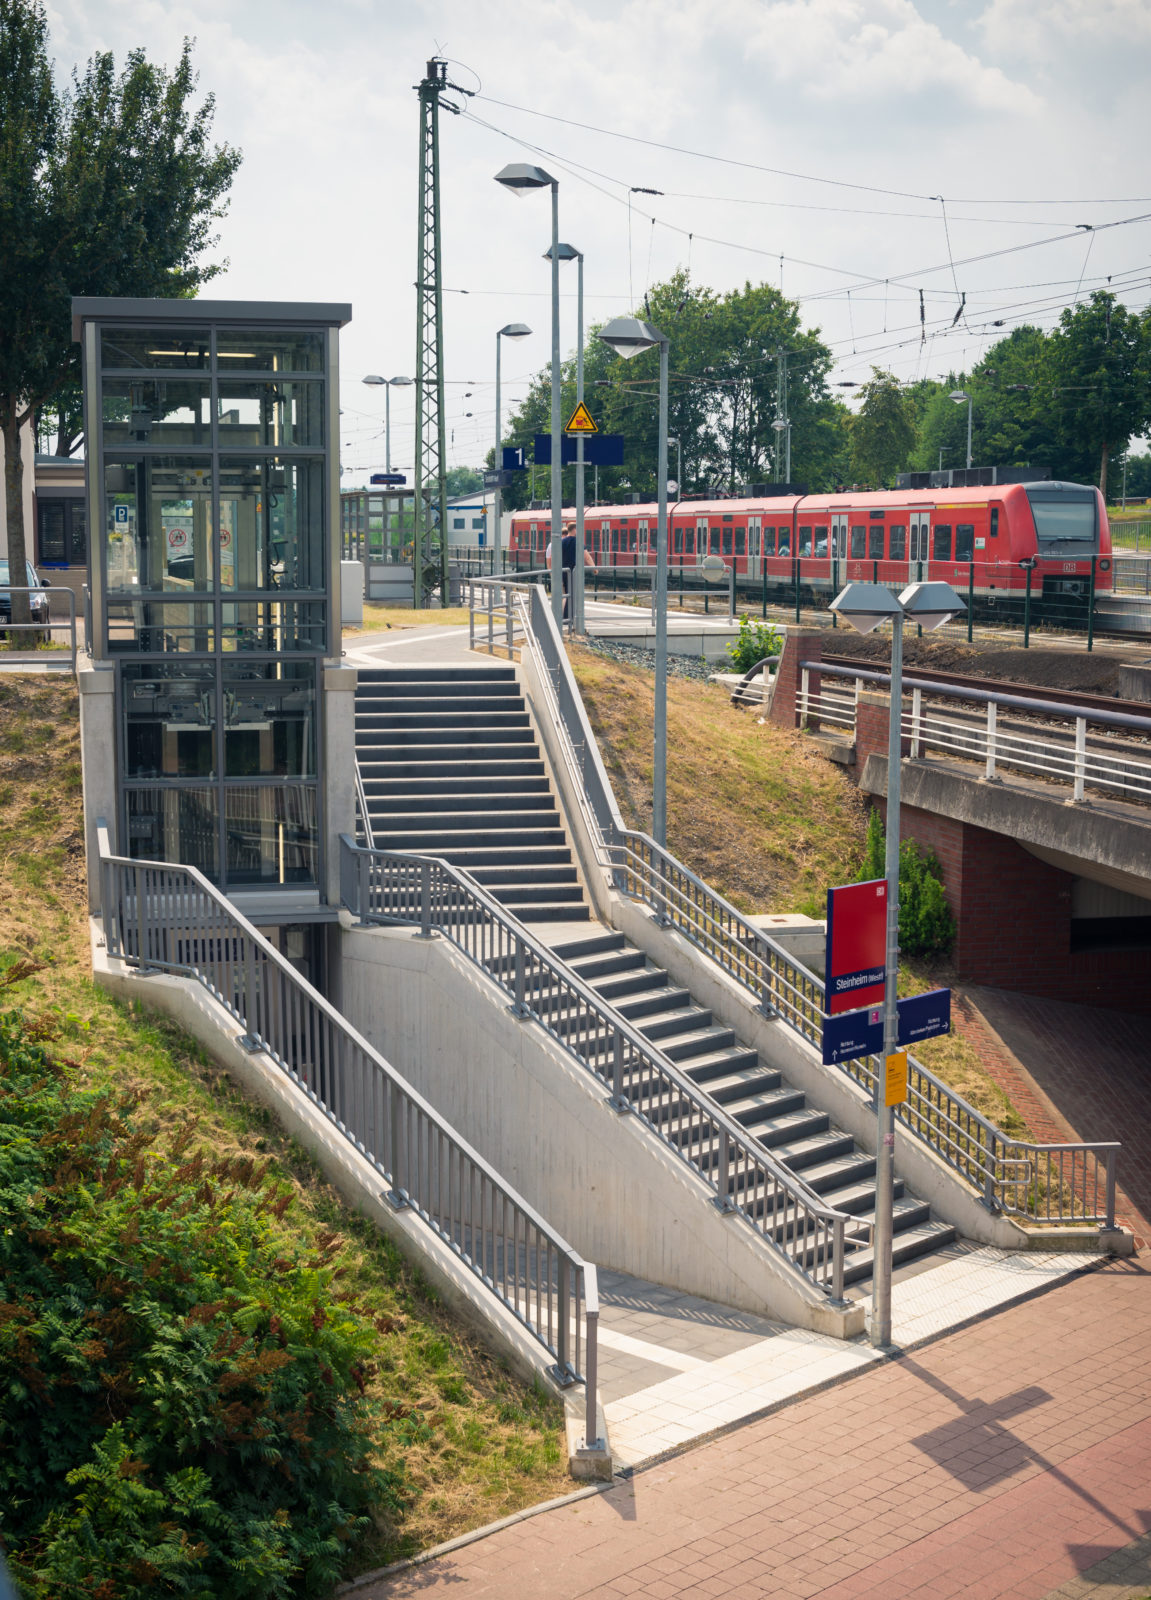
337,917 -> 864,1338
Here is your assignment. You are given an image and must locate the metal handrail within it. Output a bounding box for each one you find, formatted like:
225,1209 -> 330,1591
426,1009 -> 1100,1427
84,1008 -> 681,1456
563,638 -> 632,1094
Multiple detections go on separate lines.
353,757 -> 375,850
340,835 -> 861,1302
466,576 -> 527,658
96,826 -> 599,1441
0,584 -> 78,673
524,608 -> 1120,1230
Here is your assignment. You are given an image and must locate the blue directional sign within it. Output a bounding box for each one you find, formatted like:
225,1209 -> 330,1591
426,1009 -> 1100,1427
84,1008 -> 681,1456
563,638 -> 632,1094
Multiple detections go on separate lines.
897,987 -> 951,1047
821,988 -> 951,1066
370,472 -> 406,486
502,446 -> 527,471
534,433 -> 626,467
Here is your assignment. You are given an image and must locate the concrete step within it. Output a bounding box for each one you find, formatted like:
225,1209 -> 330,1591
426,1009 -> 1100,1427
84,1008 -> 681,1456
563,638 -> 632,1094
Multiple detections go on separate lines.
357,726 -> 538,747
357,666 -> 517,683
568,949 -> 649,981
551,932 -> 629,962
358,710 -> 532,730
470,863 -> 580,888
357,694 -> 527,718
637,1006 -> 715,1044
841,1215 -> 959,1287
685,1061 -> 784,1103
365,794 -> 557,817
614,986 -> 695,1023
369,807 -> 561,833
360,775 -> 553,798
363,758 -> 547,781
370,823 -> 568,850
357,679 -> 521,698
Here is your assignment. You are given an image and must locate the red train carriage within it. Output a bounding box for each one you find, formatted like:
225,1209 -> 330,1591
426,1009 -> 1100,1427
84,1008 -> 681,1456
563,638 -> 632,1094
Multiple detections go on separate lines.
509,480 -> 1111,623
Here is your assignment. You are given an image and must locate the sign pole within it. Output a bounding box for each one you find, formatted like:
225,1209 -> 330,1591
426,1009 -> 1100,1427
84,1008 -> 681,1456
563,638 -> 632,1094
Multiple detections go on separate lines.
874,608 -> 903,1349
574,251 -> 586,632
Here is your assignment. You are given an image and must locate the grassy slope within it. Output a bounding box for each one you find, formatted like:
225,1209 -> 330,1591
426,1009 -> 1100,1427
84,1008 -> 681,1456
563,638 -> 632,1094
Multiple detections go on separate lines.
0,675 -> 569,1573
570,647 -> 1031,1139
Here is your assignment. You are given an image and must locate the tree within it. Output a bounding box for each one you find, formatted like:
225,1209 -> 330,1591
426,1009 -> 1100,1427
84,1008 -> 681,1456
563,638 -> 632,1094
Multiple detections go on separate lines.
0,1 -> 240,621
1048,292 -> 1150,496
849,369 -> 917,486
444,465 -> 483,496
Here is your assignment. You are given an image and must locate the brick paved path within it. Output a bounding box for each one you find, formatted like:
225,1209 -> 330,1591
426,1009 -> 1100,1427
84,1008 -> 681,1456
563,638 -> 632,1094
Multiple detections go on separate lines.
957,987 -> 1151,1243
358,1260 -> 1151,1600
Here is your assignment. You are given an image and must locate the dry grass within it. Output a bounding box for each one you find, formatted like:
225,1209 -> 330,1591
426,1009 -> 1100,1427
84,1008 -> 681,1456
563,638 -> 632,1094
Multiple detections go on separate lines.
345,604 -> 473,634
571,644 -> 870,917
0,674 -> 570,1570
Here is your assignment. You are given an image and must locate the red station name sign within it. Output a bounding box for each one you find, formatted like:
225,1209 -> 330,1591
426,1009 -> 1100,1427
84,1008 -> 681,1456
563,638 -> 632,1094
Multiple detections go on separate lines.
825,879 -> 888,1015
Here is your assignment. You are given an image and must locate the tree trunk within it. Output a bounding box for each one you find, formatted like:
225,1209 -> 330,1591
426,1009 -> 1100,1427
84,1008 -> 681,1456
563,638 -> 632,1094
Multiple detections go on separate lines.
1099,441 -> 1109,502
1,403 -> 32,627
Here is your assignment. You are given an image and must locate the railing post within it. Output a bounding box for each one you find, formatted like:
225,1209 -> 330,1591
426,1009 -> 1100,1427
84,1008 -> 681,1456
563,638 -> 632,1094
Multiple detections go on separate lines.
831,1216 -> 846,1304
717,1125 -> 734,1211
1104,1149 -> 1116,1230
584,1303 -> 599,1447
610,1028 -> 627,1110
1072,716 -> 1087,803
417,858 -> 435,939
800,666 -> 810,727
469,592 -> 475,650
512,936 -> 529,1018
911,687 -> 922,758
985,700 -> 998,781
728,563 -> 736,623
556,1256 -> 571,1377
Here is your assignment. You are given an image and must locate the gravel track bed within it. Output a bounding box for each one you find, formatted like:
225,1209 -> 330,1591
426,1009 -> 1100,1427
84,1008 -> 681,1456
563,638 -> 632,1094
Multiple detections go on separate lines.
580,637 -> 719,683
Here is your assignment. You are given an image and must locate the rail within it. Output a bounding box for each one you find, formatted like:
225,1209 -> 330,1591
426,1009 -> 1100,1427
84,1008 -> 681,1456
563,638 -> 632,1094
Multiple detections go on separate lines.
97,828 -> 598,1441
519,603 -> 1119,1230
0,585 -> 78,673
802,660 -> 1151,807
340,834 -> 861,1302
465,575 -> 534,657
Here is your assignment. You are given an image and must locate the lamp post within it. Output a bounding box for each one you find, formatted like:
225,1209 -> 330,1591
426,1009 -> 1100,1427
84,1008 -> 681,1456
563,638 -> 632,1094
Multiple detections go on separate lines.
828,579 -> 966,1349
494,324 -> 532,575
949,390 -> 973,470
547,242 -> 586,630
772,417 -> 791,483
362,374 -> 414,475
599,315 -> 670,848
496,162 -> 563,629
667,436 -> 682,496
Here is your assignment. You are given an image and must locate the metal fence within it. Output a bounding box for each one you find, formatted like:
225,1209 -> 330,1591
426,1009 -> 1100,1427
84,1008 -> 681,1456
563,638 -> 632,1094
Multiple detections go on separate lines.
802,660 -> 1151,809
98,829 -> 599,1439
340,835 -> 861,1300
519,599 -> 1119,1231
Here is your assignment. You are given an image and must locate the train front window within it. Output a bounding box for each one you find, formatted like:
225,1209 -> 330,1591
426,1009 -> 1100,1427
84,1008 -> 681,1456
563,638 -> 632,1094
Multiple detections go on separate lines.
1027,488 -> 1097,543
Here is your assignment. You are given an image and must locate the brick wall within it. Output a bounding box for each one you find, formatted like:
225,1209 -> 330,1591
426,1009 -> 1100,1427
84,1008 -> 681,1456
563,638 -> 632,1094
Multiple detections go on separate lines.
872,795 -> 1151,1013
769,629 -> 823,730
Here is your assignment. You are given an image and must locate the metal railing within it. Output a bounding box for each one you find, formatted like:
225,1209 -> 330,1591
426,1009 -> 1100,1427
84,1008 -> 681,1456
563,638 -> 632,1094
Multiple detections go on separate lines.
0,585 -> 78,672
803,660 -> 1151,808
97,828 -> 599,1440
340,835 -> 862,1301
521,605 -> 1119,1231
466,576 -> 535,656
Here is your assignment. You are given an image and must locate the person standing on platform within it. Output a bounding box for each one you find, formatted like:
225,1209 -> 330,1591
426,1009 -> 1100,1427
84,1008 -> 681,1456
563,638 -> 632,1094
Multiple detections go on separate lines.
546,521 -> 594,623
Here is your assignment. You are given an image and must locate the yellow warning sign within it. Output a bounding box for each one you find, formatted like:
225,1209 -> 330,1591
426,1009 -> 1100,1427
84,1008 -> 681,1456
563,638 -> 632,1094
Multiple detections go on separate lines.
564,402 -> 598,434
884,1051 -> 909,1107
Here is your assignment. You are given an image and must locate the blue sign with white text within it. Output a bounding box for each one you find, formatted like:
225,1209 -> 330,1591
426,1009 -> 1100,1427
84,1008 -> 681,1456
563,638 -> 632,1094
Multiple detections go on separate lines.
897,988 -> 951,1047
820,988 -> 951,1066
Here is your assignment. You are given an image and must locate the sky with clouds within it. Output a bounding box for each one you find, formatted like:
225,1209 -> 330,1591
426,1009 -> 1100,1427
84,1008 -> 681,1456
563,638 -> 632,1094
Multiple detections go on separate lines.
45,0 -> 1151,482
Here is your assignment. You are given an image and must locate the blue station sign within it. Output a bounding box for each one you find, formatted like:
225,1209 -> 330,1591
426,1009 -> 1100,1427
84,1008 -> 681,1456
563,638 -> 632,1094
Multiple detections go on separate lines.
820,988 -> 951,1067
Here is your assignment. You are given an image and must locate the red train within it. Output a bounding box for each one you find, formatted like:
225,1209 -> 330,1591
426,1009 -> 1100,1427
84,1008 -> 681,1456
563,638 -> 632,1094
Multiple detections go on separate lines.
508,480 -> 1112,621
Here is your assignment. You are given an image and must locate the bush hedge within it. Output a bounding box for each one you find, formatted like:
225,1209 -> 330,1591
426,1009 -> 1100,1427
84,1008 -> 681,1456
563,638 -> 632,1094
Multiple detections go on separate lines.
0,1009 -> 411,1599
860,808 -> 955,958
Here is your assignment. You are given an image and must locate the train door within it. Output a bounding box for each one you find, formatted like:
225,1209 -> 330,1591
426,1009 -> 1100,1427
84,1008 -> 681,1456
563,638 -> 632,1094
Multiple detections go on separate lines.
696,518 -> 707,565
748,516 -> 761,577
909,512 -> 930,581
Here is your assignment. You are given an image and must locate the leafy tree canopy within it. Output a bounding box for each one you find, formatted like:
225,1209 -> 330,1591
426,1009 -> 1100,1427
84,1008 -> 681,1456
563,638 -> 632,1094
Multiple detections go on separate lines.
0,0 -> 240,616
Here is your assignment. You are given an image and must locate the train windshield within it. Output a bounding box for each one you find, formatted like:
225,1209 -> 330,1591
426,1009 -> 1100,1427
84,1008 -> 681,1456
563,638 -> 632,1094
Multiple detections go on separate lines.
1026,486 -> 1097,543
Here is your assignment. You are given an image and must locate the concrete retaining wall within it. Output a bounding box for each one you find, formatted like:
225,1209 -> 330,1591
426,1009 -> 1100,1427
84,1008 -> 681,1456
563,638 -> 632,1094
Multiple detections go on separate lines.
337,918 -> 863,1338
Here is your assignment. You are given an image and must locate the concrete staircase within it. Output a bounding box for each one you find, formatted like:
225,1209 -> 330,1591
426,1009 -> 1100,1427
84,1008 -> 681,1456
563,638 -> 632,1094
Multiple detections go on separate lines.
355,664 -> 590,924
550,929 -> 957,1288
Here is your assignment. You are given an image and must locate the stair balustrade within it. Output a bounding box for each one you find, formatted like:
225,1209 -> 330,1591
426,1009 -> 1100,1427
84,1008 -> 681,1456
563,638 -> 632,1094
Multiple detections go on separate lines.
340,835 -> 860,1302
97,826 -> 599,1446
522,593 -> 1120,1232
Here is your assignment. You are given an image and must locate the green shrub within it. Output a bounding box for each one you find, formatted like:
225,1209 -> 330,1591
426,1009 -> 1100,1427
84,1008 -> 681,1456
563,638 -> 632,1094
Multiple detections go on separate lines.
0,1011 -> 411,1599
858,808 -> 955,958
726,616 -> 782,674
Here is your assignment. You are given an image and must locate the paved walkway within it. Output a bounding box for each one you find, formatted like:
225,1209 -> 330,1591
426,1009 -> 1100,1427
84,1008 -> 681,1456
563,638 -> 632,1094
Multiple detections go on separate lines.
353,1258 -> 1151,1600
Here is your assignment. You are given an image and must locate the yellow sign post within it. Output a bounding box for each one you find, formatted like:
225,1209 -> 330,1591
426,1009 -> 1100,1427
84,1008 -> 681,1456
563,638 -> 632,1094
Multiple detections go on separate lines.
884,1051 -> 909,1107
564,401 -> 598,434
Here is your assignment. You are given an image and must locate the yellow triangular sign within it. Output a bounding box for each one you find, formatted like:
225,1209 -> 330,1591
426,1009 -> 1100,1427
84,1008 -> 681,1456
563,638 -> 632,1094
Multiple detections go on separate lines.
564,402 -> 598,434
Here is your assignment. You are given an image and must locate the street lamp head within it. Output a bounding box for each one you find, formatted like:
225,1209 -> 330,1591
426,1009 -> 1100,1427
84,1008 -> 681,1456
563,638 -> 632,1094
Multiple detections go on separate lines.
949,390 -> 970,404
389,375 -> 414,387
899,581 -> 967,632
494,161 -> 555,194
543,242 -> 581,262
771,419 -> 789,432
497,323 -> 532,340
829,581 -> 905,635
597,315 -> 666,360
362,374 -> 386,386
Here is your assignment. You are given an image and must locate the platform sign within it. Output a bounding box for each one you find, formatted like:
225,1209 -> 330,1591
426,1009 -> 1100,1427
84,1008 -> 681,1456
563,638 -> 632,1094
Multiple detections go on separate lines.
370,472 -> 406,486
534,433 -> 625,466
897,987 -> 951,1047
564,401 -> 598,434
885,1052 -> 909,1107
821,1004 -> 883,1066
825,879 -> 888,1015
502,446 -> 527,471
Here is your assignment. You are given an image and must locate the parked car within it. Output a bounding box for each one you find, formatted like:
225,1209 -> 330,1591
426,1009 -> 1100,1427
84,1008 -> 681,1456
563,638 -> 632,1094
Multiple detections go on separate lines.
0,560 -> 52,645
